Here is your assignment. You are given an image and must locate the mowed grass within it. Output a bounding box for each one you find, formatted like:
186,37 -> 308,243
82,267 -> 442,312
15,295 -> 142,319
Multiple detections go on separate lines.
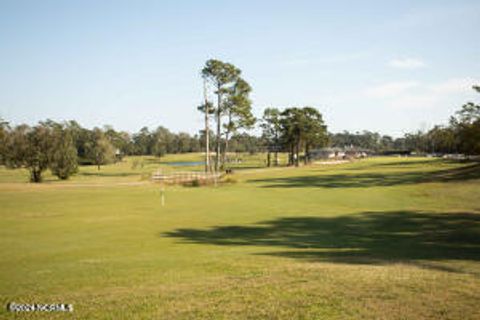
0,156 -> 480,319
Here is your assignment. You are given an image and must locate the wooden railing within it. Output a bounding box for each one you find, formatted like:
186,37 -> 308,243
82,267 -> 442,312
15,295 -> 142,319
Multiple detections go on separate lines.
151,170 -> 221,184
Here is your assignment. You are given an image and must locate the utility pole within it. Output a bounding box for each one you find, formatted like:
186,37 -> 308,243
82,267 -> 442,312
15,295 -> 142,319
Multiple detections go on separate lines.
203,78 -> 210,173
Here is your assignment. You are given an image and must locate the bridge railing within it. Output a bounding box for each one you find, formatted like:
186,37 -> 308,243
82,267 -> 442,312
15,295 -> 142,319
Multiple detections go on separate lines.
151,170 -> 221,185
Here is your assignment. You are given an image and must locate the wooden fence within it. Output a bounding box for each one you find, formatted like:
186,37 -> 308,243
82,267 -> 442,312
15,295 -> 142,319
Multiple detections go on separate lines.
151,170 -> 221,185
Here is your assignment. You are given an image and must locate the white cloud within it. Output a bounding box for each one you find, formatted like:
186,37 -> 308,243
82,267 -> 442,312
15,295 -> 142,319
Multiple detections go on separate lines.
363,77 -> 479,109
389,58 -> 426,69
282,51 -> 371,67
429,77 -> 478,94
283,58 -> 311,66
364,81 -> 419,98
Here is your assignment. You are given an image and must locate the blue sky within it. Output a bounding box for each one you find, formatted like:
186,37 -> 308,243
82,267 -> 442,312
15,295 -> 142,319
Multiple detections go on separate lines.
1,0 -> 479,137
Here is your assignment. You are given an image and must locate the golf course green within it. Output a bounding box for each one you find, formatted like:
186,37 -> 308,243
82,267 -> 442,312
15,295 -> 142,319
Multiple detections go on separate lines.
1,155 -> 479,319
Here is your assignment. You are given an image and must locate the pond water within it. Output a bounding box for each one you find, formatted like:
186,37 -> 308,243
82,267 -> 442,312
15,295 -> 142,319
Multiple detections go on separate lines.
164,161 -> 205,167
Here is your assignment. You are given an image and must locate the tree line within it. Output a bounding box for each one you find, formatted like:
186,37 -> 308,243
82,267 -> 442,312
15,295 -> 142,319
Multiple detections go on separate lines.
0,59 -> 478,182
325,85 -> 479,155
0,118 -> 268,182
260,107 -> 328,167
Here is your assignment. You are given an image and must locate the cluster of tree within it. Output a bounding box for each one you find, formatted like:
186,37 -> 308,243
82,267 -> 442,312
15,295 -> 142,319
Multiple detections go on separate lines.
261,106 -> 328,166
0,121 -> 78,182
0,121 -> 204,182
324,86 -> 480,155
388,85 -> 480,155
199,59 -> 255,171
198,59 -> 330,169
329,131 -> 403,152
130,126 -> 201,156
2,55 -> 477,182
0,118 -> 265,182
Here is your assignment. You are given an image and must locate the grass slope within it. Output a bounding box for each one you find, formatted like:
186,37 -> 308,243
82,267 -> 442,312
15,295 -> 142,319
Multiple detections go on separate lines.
0,156 -> 479,319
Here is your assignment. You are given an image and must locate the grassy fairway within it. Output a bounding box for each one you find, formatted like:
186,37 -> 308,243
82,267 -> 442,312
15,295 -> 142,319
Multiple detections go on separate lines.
1,156 -> 479,319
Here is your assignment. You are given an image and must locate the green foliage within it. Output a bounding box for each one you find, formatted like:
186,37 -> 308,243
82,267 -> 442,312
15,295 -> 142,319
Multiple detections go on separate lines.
201,59 -> 241,89
0,118 -> 10,165
190,178 -> 201,187
49,127 -> 78,180
151,126 -> 173,157
279,107 -> 328,165
201,59 -> 249,170
224,78 -> 255,133
85,128 -> 116,170
2,124 -> 52,182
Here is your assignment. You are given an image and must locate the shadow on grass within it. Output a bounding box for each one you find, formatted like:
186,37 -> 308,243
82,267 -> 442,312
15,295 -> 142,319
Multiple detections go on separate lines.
164,211 -> 480,274
143,158 -> 163,164
228,165 -> 267,170
79,172 -> 140,177
344,158 -> 442,170
249,163 -> 480,188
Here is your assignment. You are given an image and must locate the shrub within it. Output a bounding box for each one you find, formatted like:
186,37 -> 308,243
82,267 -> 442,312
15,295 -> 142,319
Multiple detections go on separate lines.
222,176 -> 238,184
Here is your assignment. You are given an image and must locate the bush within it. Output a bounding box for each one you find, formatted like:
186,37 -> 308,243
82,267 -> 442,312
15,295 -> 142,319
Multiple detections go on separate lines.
222,176 -> 237,184
190,179 -> 201,187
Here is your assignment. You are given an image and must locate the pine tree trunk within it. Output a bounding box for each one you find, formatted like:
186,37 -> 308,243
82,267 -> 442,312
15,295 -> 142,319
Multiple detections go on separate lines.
223,112 -> 232,169
224,132 -> 229,169
289,144 -> 294,166
304,143 -> 309,165
30,168 -> 42,183
204,79 -> 210,173
215,86 -> 221,172
295,141 -> 300,167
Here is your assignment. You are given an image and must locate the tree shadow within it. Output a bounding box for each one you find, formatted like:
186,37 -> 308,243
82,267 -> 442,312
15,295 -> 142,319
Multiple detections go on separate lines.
343,159 -> 442,170
163,211 -> 480,274
249,163 -> 480,188
79,172 -> 140,177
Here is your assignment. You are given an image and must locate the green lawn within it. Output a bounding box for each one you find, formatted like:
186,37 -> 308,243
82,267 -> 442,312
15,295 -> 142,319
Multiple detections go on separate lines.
1,156 -> 479,319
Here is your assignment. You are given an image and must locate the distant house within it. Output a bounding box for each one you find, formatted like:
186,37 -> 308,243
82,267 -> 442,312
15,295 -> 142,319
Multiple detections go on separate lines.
309,147 -> 368,160
308,148 -> 344,160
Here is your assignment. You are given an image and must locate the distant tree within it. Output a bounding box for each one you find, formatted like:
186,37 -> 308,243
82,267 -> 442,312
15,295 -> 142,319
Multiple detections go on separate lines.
261,108 -> 282,166
450,104 -> 480,155
85,128 -> 116,170
132,127 -> 154,155
230,133 -> 262,154
0,118 -> 9,165
426,125 -> 456,154
103,125 -> 133,157
279,107 -> 328,166
280,108 -> 303,166
379,135 -> 394,151
189,134 -> 201,153
202,59 -> 241,171
443,85 -> 480,155
301,107 -> 328,164
65,120 -> 92,161
2,124 -> 29,170
152,126 -> 173,157
49,125 -> 78,179
175,132 -> 193,153
3,124 -> 51,182
223,78 -> 255,165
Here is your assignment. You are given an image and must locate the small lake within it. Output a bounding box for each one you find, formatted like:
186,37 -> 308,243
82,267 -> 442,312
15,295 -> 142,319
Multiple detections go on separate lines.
164,161 -> 205,167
